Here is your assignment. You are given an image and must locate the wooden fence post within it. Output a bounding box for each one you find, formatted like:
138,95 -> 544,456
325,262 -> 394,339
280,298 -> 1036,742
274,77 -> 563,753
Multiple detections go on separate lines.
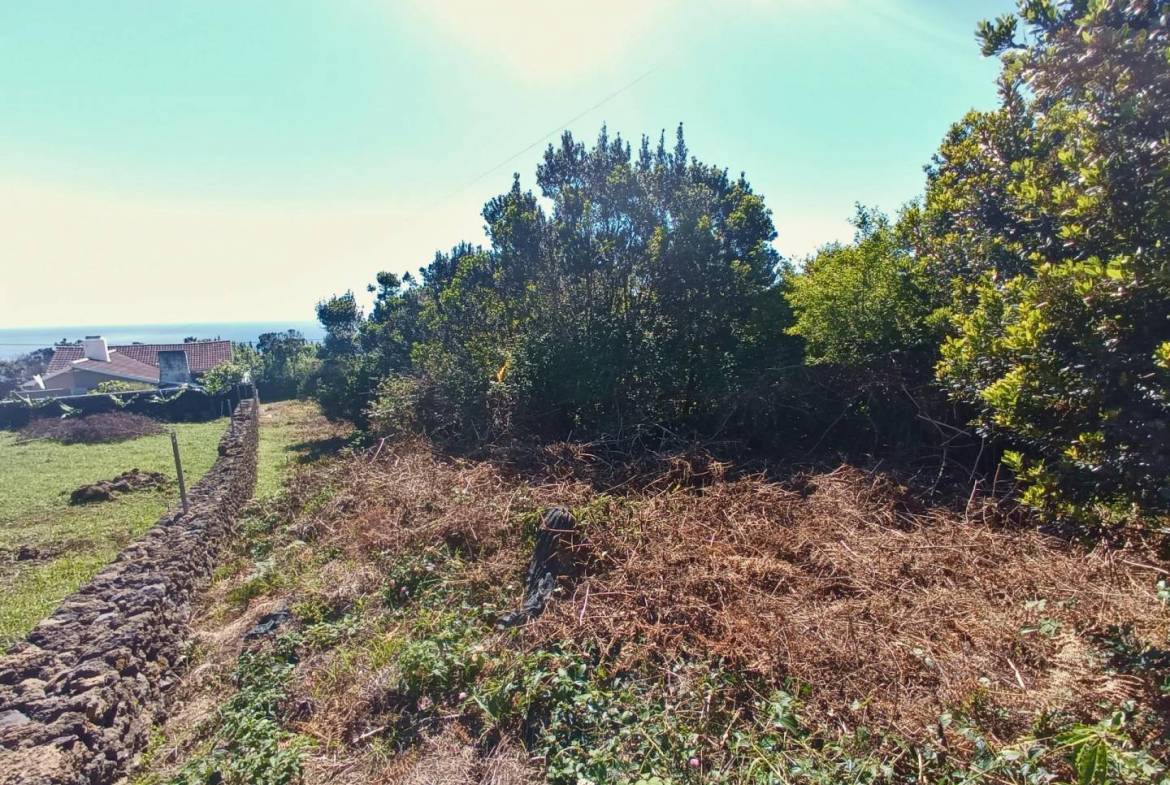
170,430 -> 189,514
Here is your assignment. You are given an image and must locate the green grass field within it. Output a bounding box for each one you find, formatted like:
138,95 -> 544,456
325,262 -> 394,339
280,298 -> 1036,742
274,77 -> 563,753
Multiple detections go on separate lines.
255,399 -> 346,500
0,418 -> 228,650
0,400 -> 341,651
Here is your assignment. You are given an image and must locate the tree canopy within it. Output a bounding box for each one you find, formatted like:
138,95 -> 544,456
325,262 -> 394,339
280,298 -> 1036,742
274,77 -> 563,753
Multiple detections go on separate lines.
317,126 -> 796,437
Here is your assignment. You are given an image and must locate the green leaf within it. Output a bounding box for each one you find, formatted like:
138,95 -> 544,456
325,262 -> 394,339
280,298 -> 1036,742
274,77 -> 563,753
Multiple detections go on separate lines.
1074,738 -> 1109,785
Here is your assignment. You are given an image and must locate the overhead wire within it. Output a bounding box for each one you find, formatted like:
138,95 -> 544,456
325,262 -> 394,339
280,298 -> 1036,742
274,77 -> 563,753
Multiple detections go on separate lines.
428,64 -> 661,209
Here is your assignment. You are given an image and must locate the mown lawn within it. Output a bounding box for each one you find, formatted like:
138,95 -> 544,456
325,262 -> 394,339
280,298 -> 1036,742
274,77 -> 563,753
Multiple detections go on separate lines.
255,399 -> 347,500
0,418 -> 227,650
0,400 -> 344,652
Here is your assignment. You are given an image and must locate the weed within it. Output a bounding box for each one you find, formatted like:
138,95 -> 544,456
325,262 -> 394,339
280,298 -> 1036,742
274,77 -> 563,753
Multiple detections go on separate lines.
1051,711 -> 1167,785
394,606 -> 491,701
150,436 -> 1170,783
169,650 -> 312,785
239,511 -> 282,560
302,613 -> 363,651
1099,625 -> 1170,702
299,486 -> 337,518
225,559 -> 287,608
381,549 -> 452,609
126,727 -> 168,785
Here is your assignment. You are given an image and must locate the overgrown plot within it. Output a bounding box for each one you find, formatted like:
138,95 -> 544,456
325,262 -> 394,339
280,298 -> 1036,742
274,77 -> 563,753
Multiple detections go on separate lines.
138,440 -> 1170,784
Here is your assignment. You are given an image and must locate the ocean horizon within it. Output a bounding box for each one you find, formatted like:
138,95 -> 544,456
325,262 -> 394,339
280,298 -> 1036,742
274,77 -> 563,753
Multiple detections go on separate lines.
0,321 -> 325,361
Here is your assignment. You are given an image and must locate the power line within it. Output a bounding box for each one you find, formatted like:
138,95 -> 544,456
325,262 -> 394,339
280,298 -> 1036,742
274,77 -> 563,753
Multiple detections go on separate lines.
430,64 -> 661,209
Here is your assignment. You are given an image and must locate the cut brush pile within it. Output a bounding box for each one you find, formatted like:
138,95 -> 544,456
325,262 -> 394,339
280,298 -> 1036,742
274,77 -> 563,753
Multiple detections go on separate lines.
19,411 -> 164,444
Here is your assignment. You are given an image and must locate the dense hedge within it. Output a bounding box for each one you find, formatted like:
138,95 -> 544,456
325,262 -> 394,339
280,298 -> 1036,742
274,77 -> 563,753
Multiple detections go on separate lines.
0,386 -> 252,430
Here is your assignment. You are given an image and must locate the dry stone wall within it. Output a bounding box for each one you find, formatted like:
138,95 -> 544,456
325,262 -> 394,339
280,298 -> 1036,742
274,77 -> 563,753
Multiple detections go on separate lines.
0,398 -> 260,784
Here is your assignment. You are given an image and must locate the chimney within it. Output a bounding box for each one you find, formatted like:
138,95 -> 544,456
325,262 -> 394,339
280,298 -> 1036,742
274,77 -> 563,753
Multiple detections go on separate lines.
82,336 -> 110,362
157,350 -> 191,386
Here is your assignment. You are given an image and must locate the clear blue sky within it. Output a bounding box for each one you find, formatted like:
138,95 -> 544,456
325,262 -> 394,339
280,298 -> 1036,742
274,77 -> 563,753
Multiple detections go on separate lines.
0,0 -> 1013,327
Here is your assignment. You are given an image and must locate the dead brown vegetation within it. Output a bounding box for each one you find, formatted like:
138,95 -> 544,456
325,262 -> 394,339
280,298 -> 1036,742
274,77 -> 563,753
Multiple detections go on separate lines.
285,439 -> 1169,751
305,724 -> 539,785
19,411 -> 164,444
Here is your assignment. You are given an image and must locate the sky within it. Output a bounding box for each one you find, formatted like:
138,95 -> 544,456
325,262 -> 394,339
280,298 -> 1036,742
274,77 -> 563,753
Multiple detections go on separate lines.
0,0 -> 1014,328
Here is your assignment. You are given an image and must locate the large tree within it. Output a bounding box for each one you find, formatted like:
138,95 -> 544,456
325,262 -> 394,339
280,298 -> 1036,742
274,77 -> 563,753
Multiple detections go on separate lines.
787,206 -> 937,372
318,126 -> 794,438
406,126 -> 794,437
312,273 -> 427,424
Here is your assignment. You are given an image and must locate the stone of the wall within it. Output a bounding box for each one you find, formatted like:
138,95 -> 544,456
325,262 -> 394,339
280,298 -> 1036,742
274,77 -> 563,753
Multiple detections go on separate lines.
0,398 -> 260,784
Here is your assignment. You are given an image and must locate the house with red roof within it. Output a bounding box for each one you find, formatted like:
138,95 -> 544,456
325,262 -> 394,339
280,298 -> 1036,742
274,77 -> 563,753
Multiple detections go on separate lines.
19,336 -> 233,398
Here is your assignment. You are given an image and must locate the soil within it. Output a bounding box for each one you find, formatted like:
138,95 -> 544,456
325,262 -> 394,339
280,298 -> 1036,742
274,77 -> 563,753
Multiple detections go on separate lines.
69,468 -> 167,504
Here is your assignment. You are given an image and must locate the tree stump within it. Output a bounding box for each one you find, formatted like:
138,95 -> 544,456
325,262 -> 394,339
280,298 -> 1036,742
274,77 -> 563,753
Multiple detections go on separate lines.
498,506 -> 577,628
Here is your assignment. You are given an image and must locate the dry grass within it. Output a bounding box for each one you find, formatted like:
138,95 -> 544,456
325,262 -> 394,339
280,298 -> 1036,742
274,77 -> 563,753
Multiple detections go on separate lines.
122,401 -> 351,785
287,439 -> 1169,750
131,432 -> 1168,783
304,725 -> 538,785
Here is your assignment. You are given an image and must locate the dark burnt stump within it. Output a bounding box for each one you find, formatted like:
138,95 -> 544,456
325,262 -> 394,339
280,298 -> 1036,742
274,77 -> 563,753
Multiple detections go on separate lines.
499,506 -> 577,628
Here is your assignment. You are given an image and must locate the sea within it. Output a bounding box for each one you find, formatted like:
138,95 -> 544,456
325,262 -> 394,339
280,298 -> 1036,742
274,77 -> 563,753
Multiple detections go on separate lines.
0,321 -> 325,361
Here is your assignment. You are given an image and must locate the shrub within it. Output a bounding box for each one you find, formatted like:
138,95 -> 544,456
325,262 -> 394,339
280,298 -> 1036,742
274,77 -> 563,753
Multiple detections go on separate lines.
939,259 -> 1170,524
318,126 -> 798,440
364,373 -> 465,440
0,347 -> 52,400
199,360 -> 249,395
311,3 -> 1170,532
786,206 -> 939,372
930,1 -> 1170,525
92,380 -> 153,394
206,333 -> 317,400
242,330 -> 320,401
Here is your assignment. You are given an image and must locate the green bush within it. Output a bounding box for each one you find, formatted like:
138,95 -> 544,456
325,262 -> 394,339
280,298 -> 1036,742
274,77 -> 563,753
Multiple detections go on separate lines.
786,207 -> 939,372
199,360 -> 249,396
247,331 -> 319,401
312,279 -> 423,426
319,127 -> 797,440
310,2 -> 1170,531
940,258 -> 1170,523
929,1 -> 1170,525
364,372 -> 473,441
92,380 -> 154,393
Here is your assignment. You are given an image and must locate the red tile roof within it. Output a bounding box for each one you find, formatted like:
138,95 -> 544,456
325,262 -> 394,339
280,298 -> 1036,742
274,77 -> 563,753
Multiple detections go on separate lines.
46,340 -> 233,374
25,352 -> 162,389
